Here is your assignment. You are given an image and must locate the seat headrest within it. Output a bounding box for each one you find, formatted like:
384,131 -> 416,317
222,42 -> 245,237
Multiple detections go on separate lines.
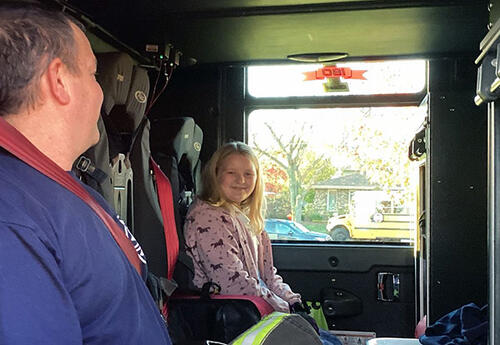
185,124 -> 203,170
150,117 -> 195,163
107,65 -> 150,135
126,66 -> 150,132
96,52 -> 134,116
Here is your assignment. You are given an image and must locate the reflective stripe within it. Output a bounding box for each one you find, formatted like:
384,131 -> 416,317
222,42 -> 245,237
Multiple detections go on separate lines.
232,312 -> 288,345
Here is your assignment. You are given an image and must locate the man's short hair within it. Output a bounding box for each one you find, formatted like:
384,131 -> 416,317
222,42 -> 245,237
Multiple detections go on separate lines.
0,2 -> 84,116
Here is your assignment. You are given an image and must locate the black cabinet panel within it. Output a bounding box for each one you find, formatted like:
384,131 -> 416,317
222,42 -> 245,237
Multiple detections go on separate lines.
272,244 -> 415,337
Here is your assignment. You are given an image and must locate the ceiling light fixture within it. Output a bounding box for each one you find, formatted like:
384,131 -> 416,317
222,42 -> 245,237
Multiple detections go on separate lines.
287,52 -> 349,63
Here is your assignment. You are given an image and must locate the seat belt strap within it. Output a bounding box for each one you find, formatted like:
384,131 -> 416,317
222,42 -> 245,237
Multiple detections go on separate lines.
150,157 -> 179,280
0,117 -> 142,276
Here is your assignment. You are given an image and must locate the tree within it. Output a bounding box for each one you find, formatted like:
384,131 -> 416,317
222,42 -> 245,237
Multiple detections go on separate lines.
261,163 -> 291,219
253,123 -> 336,222
263,163 -> 288,194
338,107 -> 422,207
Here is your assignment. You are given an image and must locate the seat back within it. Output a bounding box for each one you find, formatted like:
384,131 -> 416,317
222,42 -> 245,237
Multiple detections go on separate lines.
190,124 -> 204,194
74,51 -> 178,308
150,117 -> 202,290
96,60 -> 178,289
74,52 -> 134,219
108,63 -> 151,230
97,53 -> 137,228
150,117 -> 195,234
178,122 -> 204,210
129,118 -> 167,278
97,63 -> 170,279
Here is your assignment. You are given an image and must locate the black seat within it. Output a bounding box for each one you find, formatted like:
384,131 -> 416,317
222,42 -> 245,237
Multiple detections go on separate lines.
150,117 -> 196,236
74,50 -> 181,322
74,52 -> 134,224
149,118 -> 273,344
190,124 -> 204,194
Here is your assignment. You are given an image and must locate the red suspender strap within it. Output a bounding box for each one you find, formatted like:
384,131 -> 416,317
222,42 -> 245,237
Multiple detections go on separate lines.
0,117 -> 142,276
150,158 -> 179,280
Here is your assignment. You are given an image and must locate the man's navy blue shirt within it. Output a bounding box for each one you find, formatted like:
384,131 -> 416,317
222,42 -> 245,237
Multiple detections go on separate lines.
0,150 -> 172,345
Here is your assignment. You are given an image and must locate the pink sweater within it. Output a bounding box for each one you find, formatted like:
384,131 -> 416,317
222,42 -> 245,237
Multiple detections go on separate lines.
184,199 -> 301,312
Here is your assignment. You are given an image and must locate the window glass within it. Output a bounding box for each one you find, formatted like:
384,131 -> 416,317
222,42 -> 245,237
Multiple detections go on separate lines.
249,106 -> 425,243
247,60 -> 426,98
248,60 -> 426,243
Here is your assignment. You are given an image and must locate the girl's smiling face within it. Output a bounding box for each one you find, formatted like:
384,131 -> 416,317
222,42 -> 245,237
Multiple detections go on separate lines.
217,153 -> 257,205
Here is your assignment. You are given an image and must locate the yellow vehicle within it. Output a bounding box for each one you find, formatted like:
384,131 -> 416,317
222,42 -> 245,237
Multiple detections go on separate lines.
326,191 -> 414,242
326,212 -> 413,242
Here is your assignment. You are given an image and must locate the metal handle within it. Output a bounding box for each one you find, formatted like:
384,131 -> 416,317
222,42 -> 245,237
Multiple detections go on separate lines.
377,272 -> 400,302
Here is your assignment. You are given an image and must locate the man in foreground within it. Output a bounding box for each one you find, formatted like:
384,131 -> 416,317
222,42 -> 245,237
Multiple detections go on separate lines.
0,3 -> 172,344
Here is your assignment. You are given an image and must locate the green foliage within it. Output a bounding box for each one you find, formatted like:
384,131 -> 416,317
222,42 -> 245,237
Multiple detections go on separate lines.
304,189 -> 315,203
338,108 -> 422,207
265,193 -> 291,219
303,193 -> 330,221
254,122 -> 337,222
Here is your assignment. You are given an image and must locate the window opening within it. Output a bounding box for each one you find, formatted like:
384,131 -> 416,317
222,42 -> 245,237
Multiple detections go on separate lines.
247,60 -> 426,243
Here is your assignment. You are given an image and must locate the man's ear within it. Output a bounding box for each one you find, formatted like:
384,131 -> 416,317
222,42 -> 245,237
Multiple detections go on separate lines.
44,58 -> 71,105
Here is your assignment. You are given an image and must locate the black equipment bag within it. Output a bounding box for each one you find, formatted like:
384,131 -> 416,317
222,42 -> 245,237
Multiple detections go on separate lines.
168,297 -> 264,344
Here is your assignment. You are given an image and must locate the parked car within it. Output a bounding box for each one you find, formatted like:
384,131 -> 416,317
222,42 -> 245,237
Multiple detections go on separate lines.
264,219 -> 332,241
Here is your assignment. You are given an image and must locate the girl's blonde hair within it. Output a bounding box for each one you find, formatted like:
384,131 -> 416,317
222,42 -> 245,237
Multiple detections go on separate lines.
199,141 -> 265,234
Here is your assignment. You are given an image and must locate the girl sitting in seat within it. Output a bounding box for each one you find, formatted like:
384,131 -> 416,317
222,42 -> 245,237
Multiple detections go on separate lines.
184,141 -> 300,312
184,141 -> 341,345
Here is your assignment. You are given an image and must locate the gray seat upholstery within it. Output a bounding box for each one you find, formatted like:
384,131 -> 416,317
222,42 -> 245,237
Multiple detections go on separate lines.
74,52 -> 134,217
